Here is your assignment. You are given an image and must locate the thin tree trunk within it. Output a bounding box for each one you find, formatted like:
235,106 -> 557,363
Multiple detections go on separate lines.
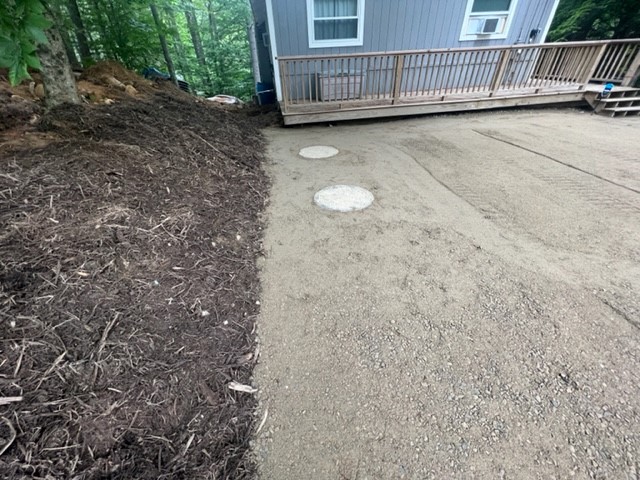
47,0 -> 82,70
150,3 -> 177,84
184,6 -> 206,65
206,0 -> 224,91
67,0 -> 92,64
61,27 -> 82,70
184,1 -> 213,90
38,16 -> 81,107
166,6 -> 191,80
89,0 -> 116,60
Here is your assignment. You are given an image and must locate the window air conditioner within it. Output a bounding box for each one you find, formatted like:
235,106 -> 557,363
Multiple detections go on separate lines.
478,17 -> 501,34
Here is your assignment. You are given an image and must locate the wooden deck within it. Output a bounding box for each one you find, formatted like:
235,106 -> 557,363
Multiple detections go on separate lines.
277,40 -> 640,125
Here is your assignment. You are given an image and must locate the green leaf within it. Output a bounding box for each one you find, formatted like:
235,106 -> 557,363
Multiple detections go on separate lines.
25,13 -> 52,29
8,64 -> 20,86
0,38 -> 20,67
24,52 -> 41,70
15,3 -> 26,18
8,55 -> 31,86
26,25 -> 48,44
25,0 -> 45,13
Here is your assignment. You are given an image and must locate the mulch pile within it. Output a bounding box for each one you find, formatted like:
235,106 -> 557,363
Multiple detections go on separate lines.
0,86 -> 42,132
0,87 -> 269,478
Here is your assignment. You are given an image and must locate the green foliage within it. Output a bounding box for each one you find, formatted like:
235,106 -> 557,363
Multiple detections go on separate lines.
548,0 -> 640,42
0,0 -> 51,85
58,0 -> 254,99
0,0 -> 254,97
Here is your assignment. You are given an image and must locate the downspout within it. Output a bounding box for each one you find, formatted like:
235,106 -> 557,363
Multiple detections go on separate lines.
265,0 -> 283,101
248,20 -> 262,85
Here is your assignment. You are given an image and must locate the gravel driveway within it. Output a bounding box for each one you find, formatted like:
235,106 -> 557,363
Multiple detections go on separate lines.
254,109 -> 640,479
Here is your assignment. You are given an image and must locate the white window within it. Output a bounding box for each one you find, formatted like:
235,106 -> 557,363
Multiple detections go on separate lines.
307,0 -> 365,48
460,0 -> 519,41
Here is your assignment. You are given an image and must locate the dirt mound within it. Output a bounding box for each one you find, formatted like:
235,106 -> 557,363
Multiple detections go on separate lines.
80,61 -> 192,101
0,91 -> 268,478
0,86 -> 42,131
81,60 -> 150,88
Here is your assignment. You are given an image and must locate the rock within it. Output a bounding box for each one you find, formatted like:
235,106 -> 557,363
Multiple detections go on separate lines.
34,83 -> 45,99
103,75 -> 126,90
124,84 -> 138,96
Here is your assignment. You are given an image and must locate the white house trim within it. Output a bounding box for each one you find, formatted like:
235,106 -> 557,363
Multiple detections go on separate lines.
306,0 -> 365,49
541,0 -> 561,42
459,0 -> 520,42
265,0 -> 282,101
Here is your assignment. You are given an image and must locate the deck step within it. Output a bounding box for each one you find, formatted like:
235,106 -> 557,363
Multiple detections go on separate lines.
604,106 -> 640,112
590,88 -> 640,117
598,96 -> 640,103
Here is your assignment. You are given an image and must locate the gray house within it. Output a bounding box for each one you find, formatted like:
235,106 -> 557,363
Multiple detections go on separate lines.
248,0 -> 640,124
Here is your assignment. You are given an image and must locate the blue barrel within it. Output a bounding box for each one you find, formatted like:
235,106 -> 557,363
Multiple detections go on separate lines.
257,82 -> 276,105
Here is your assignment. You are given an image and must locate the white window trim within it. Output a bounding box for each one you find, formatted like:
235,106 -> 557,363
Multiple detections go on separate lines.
459,0 -> 519,42
306,0 -> 365,48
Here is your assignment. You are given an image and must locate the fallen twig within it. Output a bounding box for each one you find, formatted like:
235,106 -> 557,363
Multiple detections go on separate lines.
256,407 -> 268,435
228,382 -> 257,394
36,351 -> 66,390
91,312 -> 121,385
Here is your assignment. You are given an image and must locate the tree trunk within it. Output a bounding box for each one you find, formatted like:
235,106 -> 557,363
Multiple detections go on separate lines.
67,0 -> 92,64
60,27 -> 82,71
165,6 -> 191,80
150,3 -> 177,84
184,6 -> 206,66
87,0 -> 115,59
47,0 -> 82,70
38,21 -> 81,107
206,0 -> 224,91
184,1 -> 213,90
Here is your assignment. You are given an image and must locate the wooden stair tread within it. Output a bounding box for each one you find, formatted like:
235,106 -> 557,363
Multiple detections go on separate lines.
598,96 -> 640,103
604,106 -> 640,112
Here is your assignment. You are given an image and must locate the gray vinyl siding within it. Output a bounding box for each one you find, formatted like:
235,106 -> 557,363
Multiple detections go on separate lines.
249,0 -> 275,85
271,0 -> 558,57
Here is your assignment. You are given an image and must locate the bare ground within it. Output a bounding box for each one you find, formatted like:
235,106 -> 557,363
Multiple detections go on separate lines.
254,109 -> 640,479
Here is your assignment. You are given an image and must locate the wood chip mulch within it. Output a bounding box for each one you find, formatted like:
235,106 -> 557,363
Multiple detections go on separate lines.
0,91 -> 270,479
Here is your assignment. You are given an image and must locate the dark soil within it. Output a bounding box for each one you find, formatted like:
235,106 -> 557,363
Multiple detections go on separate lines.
0,90 -> 269,479
0,86 -> 42,132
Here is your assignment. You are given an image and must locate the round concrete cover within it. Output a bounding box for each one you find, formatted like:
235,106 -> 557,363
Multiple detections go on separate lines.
314,185 -> 374,212
299,145 -> 339,159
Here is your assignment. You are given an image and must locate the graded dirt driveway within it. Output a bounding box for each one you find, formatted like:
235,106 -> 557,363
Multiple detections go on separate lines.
254,109 -> 640,479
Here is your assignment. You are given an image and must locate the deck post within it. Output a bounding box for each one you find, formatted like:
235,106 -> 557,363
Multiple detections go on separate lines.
489,49 -> 511,96
621,48 -> 640,86
392,55 -> 405,105
279,59 -> 289,113
582,44 -> 608,86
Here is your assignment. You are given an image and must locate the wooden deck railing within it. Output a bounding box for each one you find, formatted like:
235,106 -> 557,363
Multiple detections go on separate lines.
277,39 -> 640,112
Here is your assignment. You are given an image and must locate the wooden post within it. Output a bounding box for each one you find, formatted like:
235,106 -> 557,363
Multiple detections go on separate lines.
621,48 -> 640,86
392,55 -> 405,105
582,44 -> 608,85
279,59 -> 288,113
489,49 -> 511,97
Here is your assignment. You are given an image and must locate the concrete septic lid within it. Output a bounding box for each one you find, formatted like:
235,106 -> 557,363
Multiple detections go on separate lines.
314,185 -> 374,212
299,145 -> 339,159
